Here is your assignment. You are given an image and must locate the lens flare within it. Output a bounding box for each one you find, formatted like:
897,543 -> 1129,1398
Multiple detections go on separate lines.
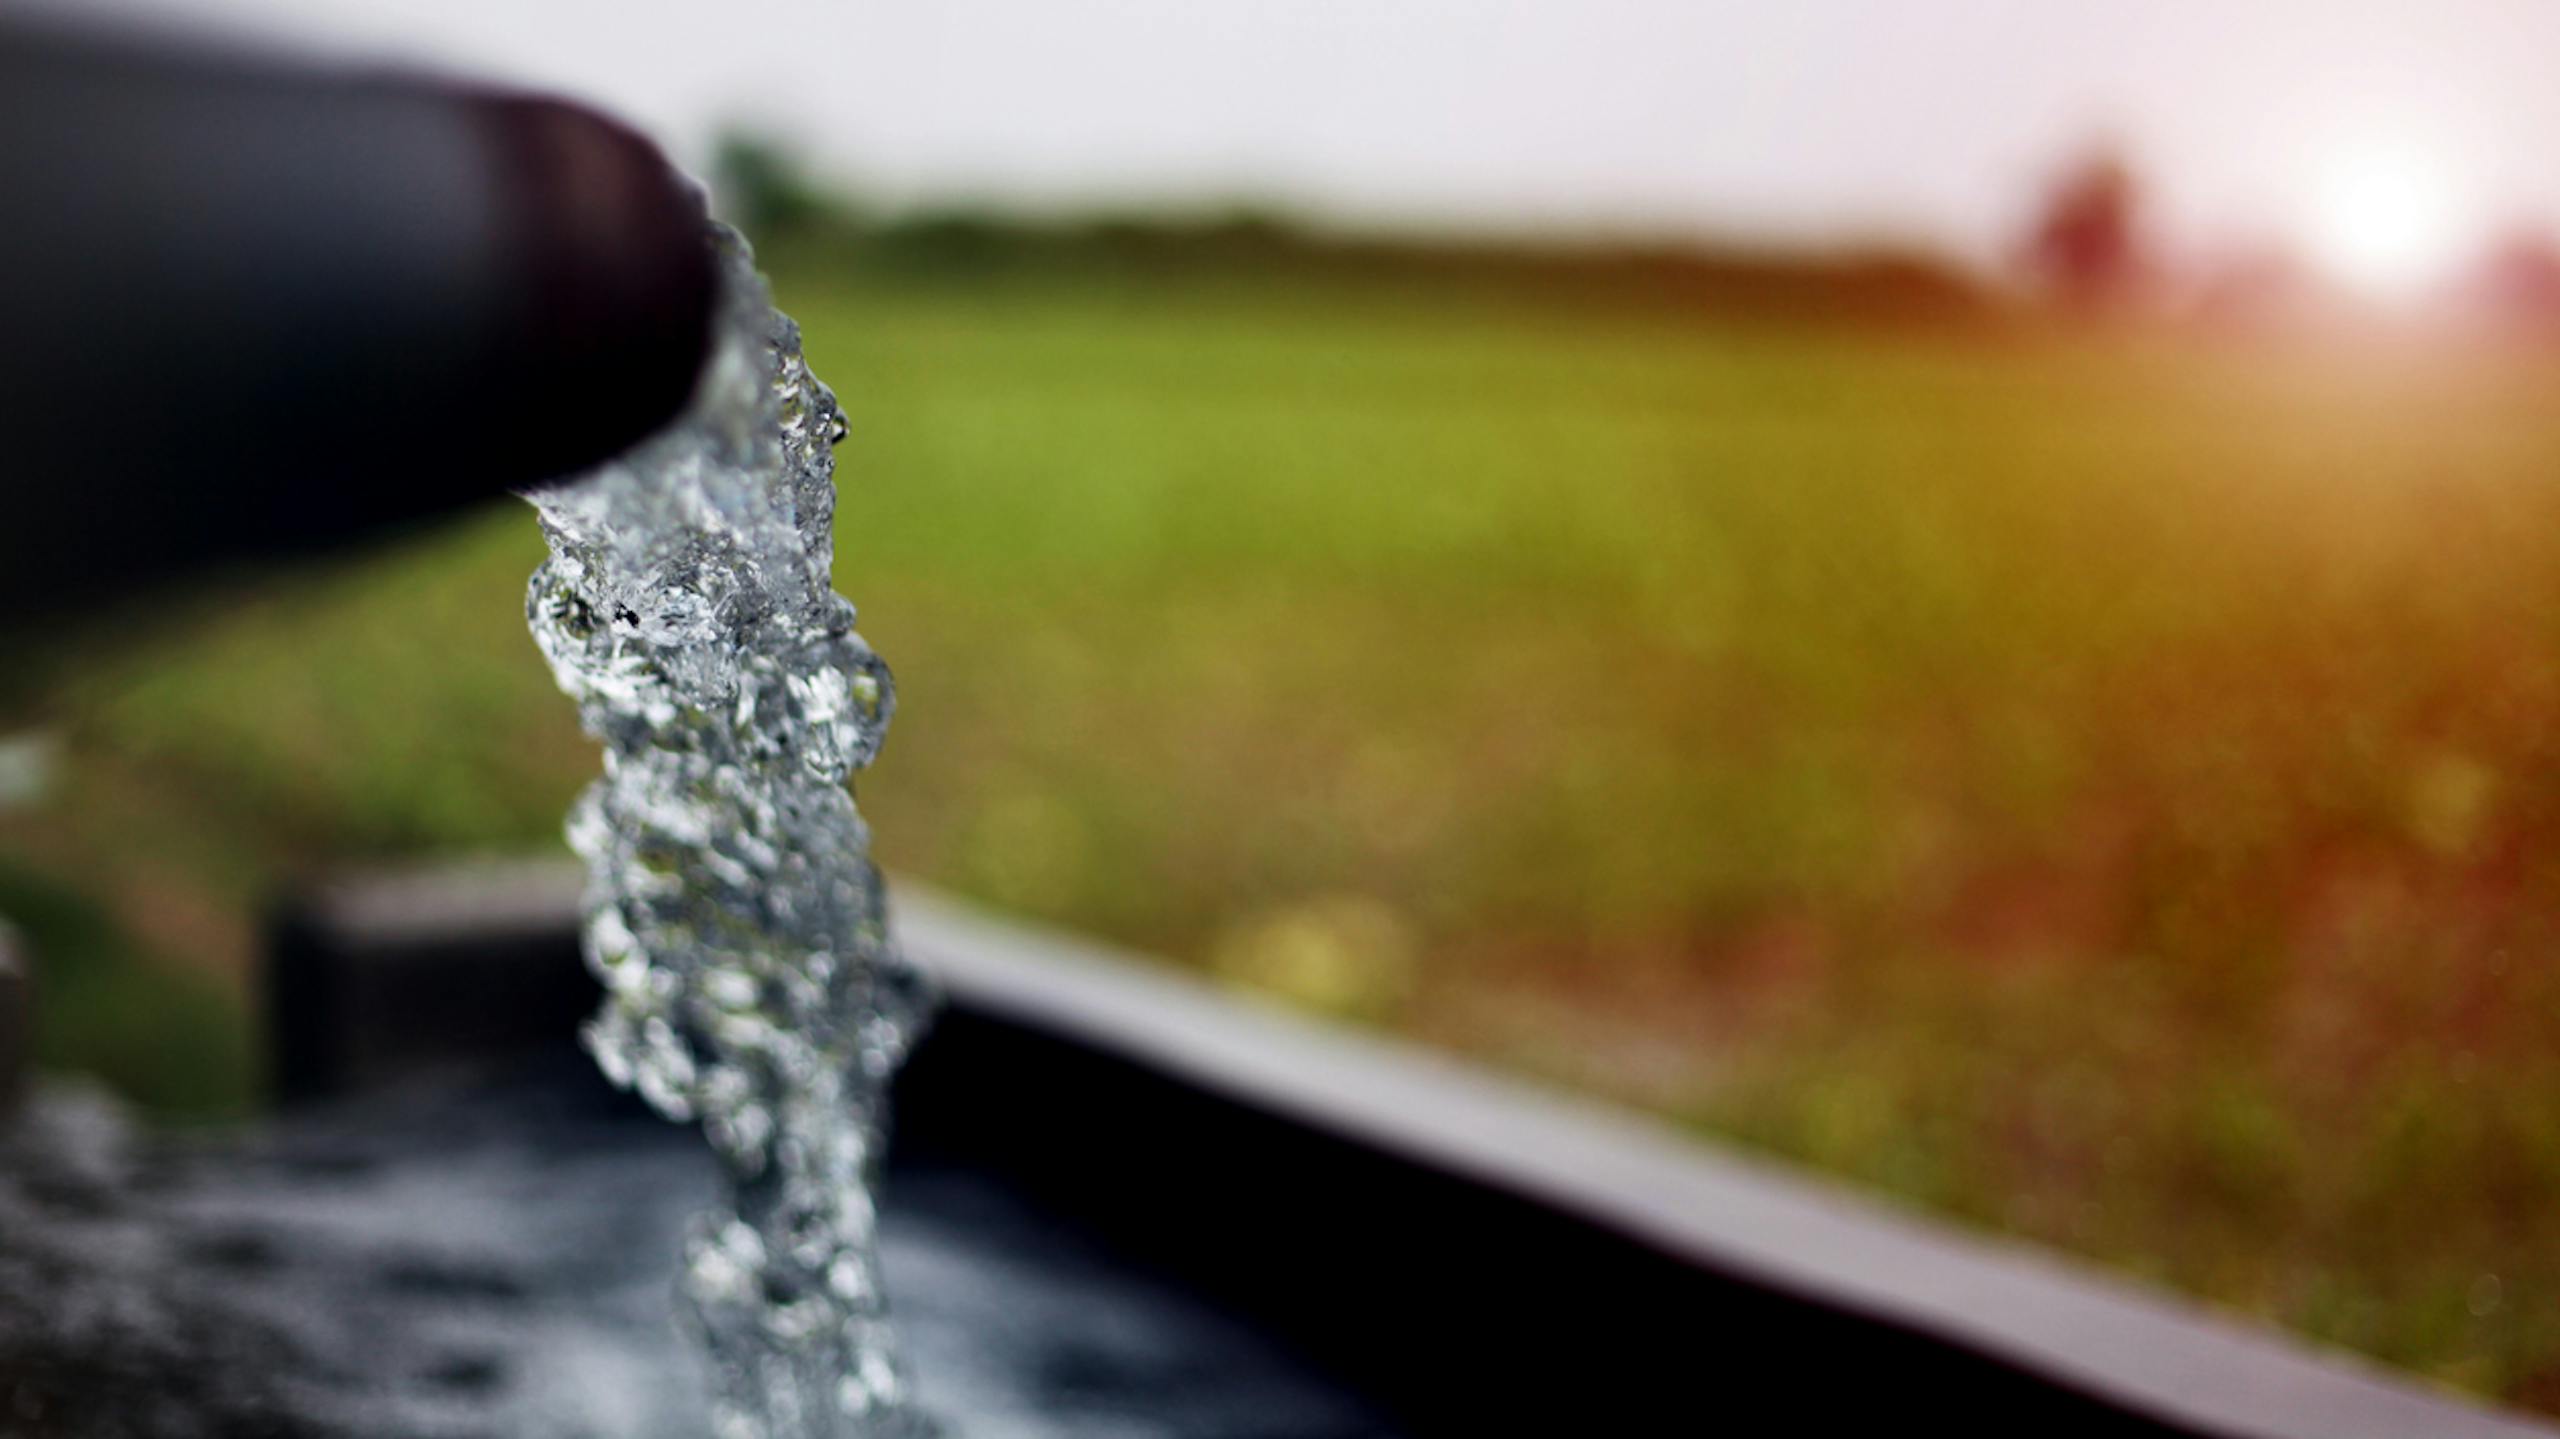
2307,146 -> 2468,301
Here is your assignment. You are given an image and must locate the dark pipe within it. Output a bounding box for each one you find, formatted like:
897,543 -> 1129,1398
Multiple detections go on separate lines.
0,13 -> 715,626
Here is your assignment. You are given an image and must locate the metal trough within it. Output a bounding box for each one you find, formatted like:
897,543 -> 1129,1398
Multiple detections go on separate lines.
235,863 -> 2560,1439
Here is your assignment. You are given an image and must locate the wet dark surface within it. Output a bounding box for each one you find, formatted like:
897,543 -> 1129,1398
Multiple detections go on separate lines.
0,1059 -> 1398,1439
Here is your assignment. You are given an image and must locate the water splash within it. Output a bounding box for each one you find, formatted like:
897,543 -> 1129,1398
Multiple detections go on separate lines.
524,223 -> 938,1438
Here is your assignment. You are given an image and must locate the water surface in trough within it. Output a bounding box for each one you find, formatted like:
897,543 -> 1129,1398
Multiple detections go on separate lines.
0,1063 -> 1396,1439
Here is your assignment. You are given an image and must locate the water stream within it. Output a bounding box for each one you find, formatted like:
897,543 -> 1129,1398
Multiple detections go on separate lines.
524,223 -> 939,1439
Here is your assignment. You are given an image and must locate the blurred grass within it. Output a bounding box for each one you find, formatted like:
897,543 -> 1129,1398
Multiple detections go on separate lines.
6,260 -> 2560,1407
0,858 -> 249,1119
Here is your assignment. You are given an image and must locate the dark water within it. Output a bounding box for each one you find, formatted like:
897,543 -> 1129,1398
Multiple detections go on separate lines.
0,1063 -> 1395,1439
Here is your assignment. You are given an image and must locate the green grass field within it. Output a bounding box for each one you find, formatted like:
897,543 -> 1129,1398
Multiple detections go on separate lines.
8,260 -> 2560,1410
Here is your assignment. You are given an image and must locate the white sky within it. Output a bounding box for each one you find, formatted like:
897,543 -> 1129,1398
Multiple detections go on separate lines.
121,0 -> 2560,268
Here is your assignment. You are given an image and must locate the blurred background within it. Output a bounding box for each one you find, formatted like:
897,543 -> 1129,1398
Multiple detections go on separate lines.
8,0 -> 2560,1414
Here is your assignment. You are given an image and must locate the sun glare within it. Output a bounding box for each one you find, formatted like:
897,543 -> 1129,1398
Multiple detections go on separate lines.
2307,146 -> 2468,301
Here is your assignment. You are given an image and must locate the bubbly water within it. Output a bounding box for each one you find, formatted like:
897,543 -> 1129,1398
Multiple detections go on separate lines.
525,224 -> 938,1438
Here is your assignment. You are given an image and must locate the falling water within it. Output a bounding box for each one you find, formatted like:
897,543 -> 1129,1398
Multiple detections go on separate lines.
524,223 -> 938,1439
